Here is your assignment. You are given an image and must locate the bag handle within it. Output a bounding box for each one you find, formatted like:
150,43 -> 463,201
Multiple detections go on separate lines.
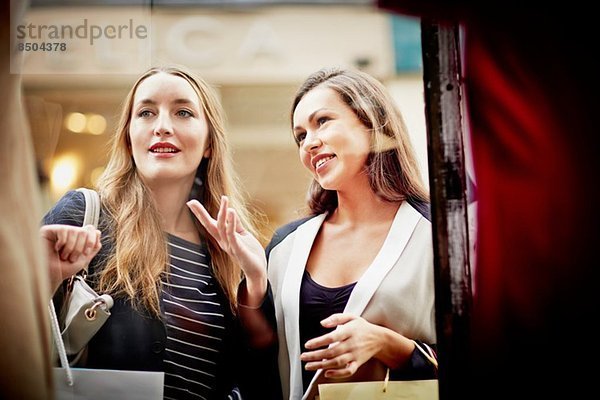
412,340 -> 438,369
75,188 -> 100,274
76,187 -> 100,229
50,302 -> 74,386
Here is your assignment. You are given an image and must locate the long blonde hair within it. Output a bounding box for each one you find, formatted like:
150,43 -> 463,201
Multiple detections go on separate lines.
96,66 -> 258,315
291,67 -> 429,215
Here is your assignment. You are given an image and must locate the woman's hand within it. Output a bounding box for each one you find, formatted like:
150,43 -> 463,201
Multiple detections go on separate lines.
40,224 -> 102,293
187,196 -> 267,303
300,313 -> 415,378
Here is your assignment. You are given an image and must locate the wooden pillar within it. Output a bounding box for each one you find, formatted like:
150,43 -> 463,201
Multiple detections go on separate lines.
420,20 -> 472,400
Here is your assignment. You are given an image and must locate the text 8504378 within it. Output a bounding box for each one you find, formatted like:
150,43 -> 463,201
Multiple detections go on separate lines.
17,42 -> 67,52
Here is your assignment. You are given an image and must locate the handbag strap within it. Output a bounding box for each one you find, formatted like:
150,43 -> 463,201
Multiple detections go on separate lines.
75,188 -> 100,274
76,187 -> 100,228
49,301 -> 74,386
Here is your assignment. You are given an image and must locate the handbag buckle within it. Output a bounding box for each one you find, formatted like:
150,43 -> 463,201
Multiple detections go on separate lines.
84,297 -> 106,321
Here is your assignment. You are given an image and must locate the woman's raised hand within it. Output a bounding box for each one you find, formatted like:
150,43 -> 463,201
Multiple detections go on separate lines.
187,196 -> 267,299
40,224 -> 102,293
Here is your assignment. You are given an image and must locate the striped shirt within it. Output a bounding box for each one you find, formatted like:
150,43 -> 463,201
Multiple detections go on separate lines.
161,234 -> 242,400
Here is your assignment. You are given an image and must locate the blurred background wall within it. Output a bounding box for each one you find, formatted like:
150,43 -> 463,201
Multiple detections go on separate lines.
17,0 -> 427,237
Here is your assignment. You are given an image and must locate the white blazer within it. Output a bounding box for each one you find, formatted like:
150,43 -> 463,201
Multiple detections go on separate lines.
267,201 -> 436,400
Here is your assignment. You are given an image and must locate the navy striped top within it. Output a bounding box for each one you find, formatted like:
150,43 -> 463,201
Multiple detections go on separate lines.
162,234 -> 242,400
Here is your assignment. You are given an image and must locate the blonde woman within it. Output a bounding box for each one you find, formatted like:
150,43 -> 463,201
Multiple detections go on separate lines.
42,66 -> 260,400
189,67 -> 437,399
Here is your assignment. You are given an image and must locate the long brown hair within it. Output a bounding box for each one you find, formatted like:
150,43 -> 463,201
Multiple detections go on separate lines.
291,67 -> 429,215
96,65 -> 258,315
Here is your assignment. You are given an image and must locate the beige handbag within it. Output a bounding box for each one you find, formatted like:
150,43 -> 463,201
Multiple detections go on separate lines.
58,188 -> 113,356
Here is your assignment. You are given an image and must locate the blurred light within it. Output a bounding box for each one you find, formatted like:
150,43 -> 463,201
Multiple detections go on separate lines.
90,166 -> 105,187
50,154 -> 80,195
86,114 -> 107,135
65,112 -> 86,133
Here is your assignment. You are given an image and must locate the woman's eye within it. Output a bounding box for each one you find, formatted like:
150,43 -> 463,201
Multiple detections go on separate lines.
295,132 -> 307,144
317,117 -> 329,126
177,110 -> 193,117
138,110 -> 153,118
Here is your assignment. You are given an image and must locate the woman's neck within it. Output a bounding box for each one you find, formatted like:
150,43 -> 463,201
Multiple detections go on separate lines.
331,188 -> 401,227
147,180 -> 196,236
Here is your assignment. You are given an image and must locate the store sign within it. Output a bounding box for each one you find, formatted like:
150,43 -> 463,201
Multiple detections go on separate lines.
14,6 -> 394,82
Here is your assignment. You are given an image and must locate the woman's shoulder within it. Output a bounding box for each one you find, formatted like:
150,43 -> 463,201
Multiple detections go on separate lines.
42,189 -> 86,226
407,198 -> 431,222
265,215 -> 317,257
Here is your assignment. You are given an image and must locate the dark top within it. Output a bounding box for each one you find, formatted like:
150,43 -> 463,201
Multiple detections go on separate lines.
299,270 -> 357,391
162,234 -> 241,400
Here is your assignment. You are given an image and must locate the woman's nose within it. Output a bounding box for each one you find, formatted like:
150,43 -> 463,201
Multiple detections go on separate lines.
302,132 -> 322,153
153,113 -> 173,136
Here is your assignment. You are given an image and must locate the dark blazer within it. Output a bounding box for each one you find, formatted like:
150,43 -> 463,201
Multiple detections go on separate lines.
44,190 -> 253,398
45,190 -> 167,371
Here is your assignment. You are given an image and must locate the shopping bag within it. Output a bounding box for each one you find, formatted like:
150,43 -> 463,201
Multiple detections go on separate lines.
53,367 -> 164,400
50,297 -> 163,400
318,379 -> 438,400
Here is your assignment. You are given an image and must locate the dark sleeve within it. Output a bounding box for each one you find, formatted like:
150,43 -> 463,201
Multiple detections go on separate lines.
44,190 -> 108,322
43,190 -> 86,227
236,281 -> 282,400
389,341 -> 438,381
237,280 -> 277,348
44,190 -> 86,305
44,189 -> 111,277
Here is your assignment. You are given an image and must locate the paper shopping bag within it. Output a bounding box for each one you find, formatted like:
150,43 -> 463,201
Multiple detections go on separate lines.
318,379 -> 438,400
53,367 -> 164,400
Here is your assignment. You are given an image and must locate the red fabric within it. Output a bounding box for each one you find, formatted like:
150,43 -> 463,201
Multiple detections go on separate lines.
379,3 -> 600,397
